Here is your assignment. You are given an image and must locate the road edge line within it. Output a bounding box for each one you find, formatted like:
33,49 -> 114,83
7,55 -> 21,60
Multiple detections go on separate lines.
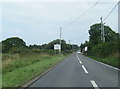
85,56 -> 120,71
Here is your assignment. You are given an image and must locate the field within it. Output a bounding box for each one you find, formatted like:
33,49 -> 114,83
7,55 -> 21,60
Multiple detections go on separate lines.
2,53 -> 66,87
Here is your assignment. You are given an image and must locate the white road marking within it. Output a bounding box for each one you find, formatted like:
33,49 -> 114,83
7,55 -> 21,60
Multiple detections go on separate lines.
77,55 -> 80,61
90,80 -> 99,89
82,65 -> 88,73
77,55 -> 82,64
97,61 -> 119,71
77,54 -> 88,73
79,60 -> 82,64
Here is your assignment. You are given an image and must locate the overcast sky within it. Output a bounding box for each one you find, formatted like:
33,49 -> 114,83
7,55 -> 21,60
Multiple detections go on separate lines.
1,0 -> 119,46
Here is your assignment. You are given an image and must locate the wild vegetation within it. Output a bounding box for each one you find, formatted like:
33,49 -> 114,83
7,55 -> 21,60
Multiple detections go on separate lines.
2,54 -> 66,87
1,37 -> 78,87
2,23 -> 119,87
80,23 -> 120,68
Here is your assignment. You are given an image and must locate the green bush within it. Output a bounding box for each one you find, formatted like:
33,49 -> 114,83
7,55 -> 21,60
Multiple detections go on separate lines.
90,41 -> 119,58
9,47 -> 30,54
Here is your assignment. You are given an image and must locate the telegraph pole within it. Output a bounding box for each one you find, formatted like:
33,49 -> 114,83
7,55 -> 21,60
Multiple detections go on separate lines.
59,27 -> 62,55
100,17 -> 103,42
69,40 -> 71,50
100,17 -> 105,42
103,23 -> 105,42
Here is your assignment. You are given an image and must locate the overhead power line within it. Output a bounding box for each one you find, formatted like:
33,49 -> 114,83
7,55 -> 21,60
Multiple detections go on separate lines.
70,33 -> 88,41
69,1 -> 118,43
62,0 -> 101,43
103,2 -> 118,21
63,0 -> 101,28
63,1 -> 118,45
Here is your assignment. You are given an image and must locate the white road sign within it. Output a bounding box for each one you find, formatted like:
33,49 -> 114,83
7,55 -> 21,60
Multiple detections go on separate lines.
54,44 -> 61,50
85,46 -> 88,51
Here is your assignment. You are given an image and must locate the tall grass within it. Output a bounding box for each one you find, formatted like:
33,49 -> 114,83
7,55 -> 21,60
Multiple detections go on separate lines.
2,53 -> 66,87
2,53 -> 51,74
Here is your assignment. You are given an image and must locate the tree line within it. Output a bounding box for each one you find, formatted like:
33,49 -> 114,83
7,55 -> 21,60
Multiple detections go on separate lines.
80,23 -> 120,58
1,37 -> 79,54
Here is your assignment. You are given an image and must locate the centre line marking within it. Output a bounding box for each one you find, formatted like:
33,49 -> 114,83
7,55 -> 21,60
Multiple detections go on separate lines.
90,80 -> 99,89
82,65 -> 88,73
77,55 -> 80,61
79,60 -> 82,64
77,55 -> 83,64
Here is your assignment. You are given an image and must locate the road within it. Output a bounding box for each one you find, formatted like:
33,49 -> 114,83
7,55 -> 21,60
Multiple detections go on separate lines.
28,52 -> 119,89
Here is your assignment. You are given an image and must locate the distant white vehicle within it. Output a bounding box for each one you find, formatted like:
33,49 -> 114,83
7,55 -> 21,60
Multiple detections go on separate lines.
77,51 -> 81,54
84,47 -> 88,52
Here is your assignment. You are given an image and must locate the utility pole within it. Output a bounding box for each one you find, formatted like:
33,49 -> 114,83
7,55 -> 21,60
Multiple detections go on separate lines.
103,23 -> 105,42
69,40 -> 71,50
100,17 -> 105,42
59,27 -> 62,55
100,17 -> 103,42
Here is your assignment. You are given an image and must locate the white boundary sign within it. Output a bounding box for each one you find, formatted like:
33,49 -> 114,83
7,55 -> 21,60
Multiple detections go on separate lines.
54,44 -> 61,50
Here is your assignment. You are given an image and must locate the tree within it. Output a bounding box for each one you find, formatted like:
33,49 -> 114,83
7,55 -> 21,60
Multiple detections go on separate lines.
29,44 -> 42,49
104,26 -> 119,42
44,39 -> 69,51
80,23 -> 119,54
2,37 -> 27,53
89,23 -> 101,45
81,23 -> 120,56
89,23 -> 119,44
0,42 -> 2,53
80,41 -> 88,52
71,44 -> 79,50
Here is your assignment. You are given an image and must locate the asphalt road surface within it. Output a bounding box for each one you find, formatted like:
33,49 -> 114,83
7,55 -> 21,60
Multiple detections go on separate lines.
28,52 -> 119,89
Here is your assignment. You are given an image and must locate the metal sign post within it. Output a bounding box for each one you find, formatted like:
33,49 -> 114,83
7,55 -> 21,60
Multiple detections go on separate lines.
59,27 -> 62,55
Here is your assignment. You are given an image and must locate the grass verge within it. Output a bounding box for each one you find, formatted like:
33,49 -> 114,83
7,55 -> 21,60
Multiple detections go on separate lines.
88,56 -> 119,68
2,54 -> 66,87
